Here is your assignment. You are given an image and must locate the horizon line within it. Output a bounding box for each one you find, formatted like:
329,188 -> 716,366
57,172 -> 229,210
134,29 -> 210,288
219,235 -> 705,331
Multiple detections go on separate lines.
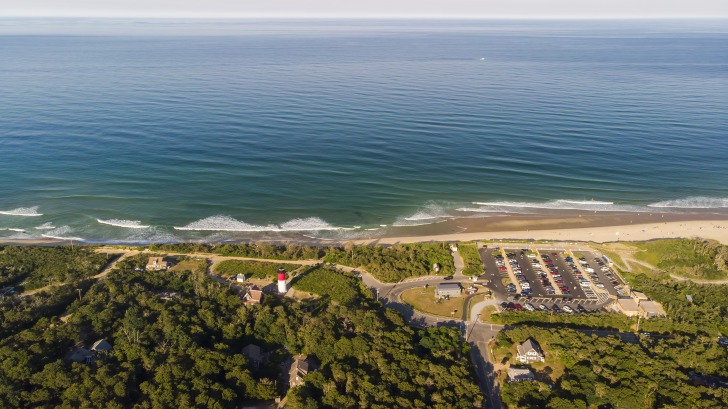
1,14 -> 727,20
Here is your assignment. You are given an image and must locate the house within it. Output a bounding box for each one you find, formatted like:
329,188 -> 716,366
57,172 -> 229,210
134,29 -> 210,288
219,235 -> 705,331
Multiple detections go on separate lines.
236,274 -> 247,283
639,300 -> 666,318
244,285 -> 264,305
516,338 -> 545,363
146,257 -> 169,271
507,367 -> 535,382
616,298 -> 640,317
242,344 -> 266,369
435,283 -> 461,298
289,355 -> 310,388
91,339 -> 113,353
450,243 -> 458,252
67,348 -> 94,364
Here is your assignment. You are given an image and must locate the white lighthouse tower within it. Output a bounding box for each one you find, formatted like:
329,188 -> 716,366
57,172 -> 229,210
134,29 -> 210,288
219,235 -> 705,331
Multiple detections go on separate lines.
277,268 -> 288,294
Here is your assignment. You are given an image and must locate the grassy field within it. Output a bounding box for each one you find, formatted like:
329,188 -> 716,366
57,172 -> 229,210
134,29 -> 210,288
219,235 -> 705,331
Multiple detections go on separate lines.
168,258 -> 208,273
400,287 -> 463,317
478,305 -> 498,323
214,260 -> 302,279
459,242 -> 484,276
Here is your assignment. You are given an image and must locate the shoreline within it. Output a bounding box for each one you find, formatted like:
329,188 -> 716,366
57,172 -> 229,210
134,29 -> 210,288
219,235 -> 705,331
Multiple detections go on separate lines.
2,212 -> 728,246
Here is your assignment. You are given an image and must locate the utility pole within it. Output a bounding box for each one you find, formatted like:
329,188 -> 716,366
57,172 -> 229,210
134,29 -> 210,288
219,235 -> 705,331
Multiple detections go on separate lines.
77,288 -> 82,302
636,314 -> 642,333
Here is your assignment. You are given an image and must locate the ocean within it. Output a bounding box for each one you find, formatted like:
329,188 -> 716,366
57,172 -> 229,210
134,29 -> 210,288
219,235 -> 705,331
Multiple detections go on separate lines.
1,19 -> 727,243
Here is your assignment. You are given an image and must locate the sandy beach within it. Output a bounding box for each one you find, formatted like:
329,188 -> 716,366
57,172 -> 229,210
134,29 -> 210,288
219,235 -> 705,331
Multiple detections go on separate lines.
357,218 -> 728,245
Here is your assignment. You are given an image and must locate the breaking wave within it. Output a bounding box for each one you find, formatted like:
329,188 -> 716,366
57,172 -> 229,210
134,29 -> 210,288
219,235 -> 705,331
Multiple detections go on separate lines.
0,228 -> 25,232
648,197 -> 728,209
174,215 -> 353,232
41,226 -> 84,241
34,222 -> 55,230
467,199 -> 644,213
0,206 -> 43,216
393,203 -> 454,227
97,219 -> 150,229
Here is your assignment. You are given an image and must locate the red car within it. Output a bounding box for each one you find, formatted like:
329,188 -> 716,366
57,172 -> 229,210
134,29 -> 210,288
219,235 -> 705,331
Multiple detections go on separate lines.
513,304 -> 523,311
499,266 -> 507,271
560,286 -> 569,291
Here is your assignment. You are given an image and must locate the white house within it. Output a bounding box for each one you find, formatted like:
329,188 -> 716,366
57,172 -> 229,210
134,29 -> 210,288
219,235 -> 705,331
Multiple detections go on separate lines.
516,338 -> 545,363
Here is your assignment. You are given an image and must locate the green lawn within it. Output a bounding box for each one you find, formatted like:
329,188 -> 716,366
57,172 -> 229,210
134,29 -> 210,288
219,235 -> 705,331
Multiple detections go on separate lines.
401,287 -> 464,317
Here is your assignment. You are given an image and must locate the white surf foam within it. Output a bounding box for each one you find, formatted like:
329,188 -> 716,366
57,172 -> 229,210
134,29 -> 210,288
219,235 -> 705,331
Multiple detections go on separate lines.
0,228 -> 25,232
97,219 -> 150,229
470,199 -> 641,212
174,215 -> 353,232
279,217 -> 351,231
174,216 -> 278,232
41,226 -> 84,241
648,197 -> 728,209
0,206 -> 43,217
34,222 -> 55,230
393,203 -> 454,227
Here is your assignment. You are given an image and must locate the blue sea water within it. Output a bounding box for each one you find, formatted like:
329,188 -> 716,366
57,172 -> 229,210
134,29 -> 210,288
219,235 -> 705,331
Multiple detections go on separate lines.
1,19 -> 727,242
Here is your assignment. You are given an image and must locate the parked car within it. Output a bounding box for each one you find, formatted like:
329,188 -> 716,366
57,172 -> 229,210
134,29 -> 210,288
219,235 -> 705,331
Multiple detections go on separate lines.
539,304 -> 549,311
563,305 -> 574,313
524,303 -> 536,311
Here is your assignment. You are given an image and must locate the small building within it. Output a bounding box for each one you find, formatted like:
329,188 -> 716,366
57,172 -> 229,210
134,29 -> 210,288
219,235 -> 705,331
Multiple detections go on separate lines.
244,285 -> 264,305
516,338 -> 545,363
91,339 -> 113,353
67,348 -> 94,364
242,344 -> 266,369
235,274 -> 247,283
507,367 -> 535,382
616,298 -> 640,317
435,283 -> 461,299
639,300 -> 666,319
433,263 -> 441,273
450,243 -> 458,252
289,355 -> 310,388
146,257 -> 169,271
631,290 -> 649,302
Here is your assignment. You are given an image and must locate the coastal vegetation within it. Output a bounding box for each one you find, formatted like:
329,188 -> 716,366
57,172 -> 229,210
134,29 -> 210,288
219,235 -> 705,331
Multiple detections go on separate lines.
214,260 -> 302,279
147,242 -> 327,260
0,246 -> 481,408
292,266 -> 366,305
458,242 -> 483,276
632,239 -> 728,280
0,246 -> 112,290
324,243 -> 454,282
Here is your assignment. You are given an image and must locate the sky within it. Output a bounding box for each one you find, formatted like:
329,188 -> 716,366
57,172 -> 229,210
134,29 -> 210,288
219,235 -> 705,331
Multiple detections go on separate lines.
2,0 -> 727,18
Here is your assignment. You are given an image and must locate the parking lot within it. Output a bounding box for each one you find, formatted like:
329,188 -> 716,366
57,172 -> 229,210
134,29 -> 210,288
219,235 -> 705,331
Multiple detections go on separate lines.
479,245 -> 621,313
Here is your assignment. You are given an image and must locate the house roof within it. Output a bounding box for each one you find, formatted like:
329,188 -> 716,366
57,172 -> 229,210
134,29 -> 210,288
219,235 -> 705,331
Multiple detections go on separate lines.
289,355 -> 309,378
91,339 -> 112,352
147,257 -> 167,265
242,344 -> 264,362
245,285 -> 263,301
517,338 -> 542,356
508,367 -> 534,377
631,290 -> 649,301
437,283 -> 461,291
639,300 -> 665,315
617,298 -> 640,312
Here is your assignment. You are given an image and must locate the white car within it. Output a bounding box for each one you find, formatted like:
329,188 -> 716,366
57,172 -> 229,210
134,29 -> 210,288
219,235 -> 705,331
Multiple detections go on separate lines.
562,305 -> 574,313
527,254 -> 537,258
580,282 -> 591,287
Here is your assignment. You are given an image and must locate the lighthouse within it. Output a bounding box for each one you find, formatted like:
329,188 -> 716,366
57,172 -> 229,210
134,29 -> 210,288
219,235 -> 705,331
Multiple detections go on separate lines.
277,268 -> 288,294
